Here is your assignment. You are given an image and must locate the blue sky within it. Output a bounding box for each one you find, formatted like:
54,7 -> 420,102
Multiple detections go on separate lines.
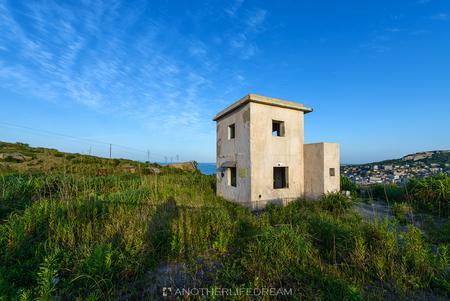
0,0 -> 449,163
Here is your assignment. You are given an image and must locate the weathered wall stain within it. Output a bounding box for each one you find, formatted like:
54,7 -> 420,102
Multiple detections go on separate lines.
242,108 -> 250,124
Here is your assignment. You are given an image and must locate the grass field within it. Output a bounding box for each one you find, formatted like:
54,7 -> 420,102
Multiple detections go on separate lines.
0,142 -> 448,300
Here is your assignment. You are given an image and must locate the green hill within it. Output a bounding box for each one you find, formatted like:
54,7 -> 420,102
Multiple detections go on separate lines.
364,150 -> 450,167
0,141 -> 161,175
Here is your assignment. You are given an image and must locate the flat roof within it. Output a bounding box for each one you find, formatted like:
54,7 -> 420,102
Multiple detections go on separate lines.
213,94 -> 313,121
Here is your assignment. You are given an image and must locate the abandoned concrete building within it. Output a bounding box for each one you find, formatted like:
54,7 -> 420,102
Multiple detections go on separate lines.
213,94 -> 340,208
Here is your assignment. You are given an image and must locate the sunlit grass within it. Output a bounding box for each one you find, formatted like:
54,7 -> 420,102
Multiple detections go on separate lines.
0,168 -> 448,300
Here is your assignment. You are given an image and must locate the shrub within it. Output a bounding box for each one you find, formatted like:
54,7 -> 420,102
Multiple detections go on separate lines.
370,183 -> 406,202
65,154 -> 76,160
392,202 -> 413,224
341,176 -> 358,193
319,192 -> 353,215
407,173 -> 450,216
1,156 -> 22,163
399,226 -> 437,287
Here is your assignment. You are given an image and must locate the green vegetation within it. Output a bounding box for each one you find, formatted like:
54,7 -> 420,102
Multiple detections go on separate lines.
359,173 -> 450,217
391,202 -> 413,224
0,142 -> 449,300
340,175 -> 358,193
0,141 -> 159,175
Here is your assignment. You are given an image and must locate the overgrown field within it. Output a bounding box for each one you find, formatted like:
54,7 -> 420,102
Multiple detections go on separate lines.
351,173 -> 450,219
0,142 -> 448,300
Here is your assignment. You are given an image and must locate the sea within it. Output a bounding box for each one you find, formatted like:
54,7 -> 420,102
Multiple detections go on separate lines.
158,162 -> 216,175
197,163 -> 216,175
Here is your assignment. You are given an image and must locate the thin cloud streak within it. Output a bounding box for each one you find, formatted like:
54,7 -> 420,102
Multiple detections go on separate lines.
430,13 -> 448,20
0,0 -> 269,134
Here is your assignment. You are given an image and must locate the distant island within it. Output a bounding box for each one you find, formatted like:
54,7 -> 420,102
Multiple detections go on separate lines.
342,150 -> 450,184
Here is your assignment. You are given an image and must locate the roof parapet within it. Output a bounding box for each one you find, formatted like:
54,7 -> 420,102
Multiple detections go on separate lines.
213,93 -> 313,121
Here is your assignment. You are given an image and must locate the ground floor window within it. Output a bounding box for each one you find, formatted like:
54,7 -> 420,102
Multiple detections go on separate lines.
273,167 -> 288,189
228,167 -> 237,187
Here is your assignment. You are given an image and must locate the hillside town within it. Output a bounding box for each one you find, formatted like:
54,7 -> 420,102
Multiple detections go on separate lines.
342,150 -> 450,184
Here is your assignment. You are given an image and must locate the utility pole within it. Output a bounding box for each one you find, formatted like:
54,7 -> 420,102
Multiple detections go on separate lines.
147,150 -> 150,163
109,144 -> 112,159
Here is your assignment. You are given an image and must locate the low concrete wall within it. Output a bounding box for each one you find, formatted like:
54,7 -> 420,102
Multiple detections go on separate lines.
304,143 -> 324,199
166,161 -> 197,171
304,142 -> 340,199
323,142 -> 340,195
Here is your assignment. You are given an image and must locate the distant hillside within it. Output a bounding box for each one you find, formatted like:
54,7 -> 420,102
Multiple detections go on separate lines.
0,141 -> 164,175
357,150 -> 450,167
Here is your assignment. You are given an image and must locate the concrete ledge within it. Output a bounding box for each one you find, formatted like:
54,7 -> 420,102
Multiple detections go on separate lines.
213,93 -> 313,121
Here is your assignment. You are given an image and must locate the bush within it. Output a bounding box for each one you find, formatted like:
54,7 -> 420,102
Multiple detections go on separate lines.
407,173 -> 450,216
361,174 -> 450,217
319,192 -> 353,215
392,202 -> 413,224
341,176 -> 358,193
0,156 -> 22,163
370,183 -> 406,202
65,154 -> 76,160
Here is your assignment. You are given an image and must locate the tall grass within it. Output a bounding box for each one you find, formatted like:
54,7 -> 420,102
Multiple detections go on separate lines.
358,173 -> 450,217
0,170 -> 448,300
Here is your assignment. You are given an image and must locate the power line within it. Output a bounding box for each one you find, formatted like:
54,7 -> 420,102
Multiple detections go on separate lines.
0,121 -> 171,161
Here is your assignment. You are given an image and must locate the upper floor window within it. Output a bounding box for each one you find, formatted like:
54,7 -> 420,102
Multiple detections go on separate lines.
228,124 -> 235,139
272,120 -> 285,137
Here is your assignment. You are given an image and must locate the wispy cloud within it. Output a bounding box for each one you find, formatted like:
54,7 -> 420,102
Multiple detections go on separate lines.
225,0 -> 244,17
384,27 -> 401,32
246,8 -> 267,30
0,1 -> 266,134
430,13 -> 448,21
361,25 -> 408,54
361,34 -> 392,54
228,8 -> 267,59
410,29 -> 429,35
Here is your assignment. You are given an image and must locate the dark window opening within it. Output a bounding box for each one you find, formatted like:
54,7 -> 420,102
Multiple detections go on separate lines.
273,167 -> 288,189
272,120 -> 285,136
228,167 -> 237,187
329,168 -> 335,177
228,124 -> 235,139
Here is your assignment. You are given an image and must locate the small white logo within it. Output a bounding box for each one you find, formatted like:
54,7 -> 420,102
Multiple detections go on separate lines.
162,287 -> 172,297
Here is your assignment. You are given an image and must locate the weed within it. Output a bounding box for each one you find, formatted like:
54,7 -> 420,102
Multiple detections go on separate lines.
392,202 -> 413,224
0,143 -> 447,300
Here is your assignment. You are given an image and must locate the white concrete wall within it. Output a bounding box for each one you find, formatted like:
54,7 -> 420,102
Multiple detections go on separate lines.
323,142 -> 340,194
216,103 -> 251,204
304,142 -> 340,199
249,102 -> 305,206
304,143 -> 325,199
